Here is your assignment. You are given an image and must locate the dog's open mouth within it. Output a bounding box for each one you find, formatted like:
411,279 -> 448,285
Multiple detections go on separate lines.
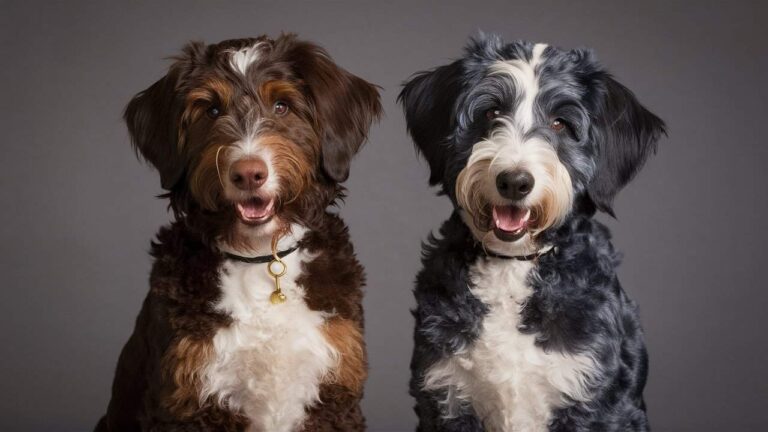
235,196 -> 275,225
492,205 -> 531,242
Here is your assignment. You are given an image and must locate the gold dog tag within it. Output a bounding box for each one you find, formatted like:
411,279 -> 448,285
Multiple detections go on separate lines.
268,259 -> 287,304
269,291 -> 286,304
267,233 -> 288,304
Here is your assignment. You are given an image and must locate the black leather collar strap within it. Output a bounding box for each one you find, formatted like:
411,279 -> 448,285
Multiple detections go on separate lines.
484,245 -> 558,261
223,246 -> 299,264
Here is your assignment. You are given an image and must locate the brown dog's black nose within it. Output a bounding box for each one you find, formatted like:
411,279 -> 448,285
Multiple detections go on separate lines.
230,158 -> 268,191
496,170 -> 535,200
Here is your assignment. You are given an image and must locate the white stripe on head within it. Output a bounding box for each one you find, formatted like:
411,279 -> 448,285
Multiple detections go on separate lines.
489,43 -> 548,131
229,42 -> 266,75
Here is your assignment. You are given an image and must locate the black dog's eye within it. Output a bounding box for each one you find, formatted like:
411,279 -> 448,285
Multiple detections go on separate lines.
551,118 -> 567,132
551,118 -> 579,140
206,105 -> 222,119
486,108 -> 502,120
274,101 -> 289,116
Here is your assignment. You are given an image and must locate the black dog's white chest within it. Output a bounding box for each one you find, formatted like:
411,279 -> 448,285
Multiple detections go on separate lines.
423,258 -> 596,432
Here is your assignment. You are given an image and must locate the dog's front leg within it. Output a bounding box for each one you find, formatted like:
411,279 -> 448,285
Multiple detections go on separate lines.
301,317 -> 367,431
302,383 -> 365,432
410,299 -> 485,432
96,297 -> 155,432
411,385 -> 484,432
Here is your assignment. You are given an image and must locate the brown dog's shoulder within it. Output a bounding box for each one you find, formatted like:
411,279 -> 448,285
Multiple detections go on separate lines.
298,214 -> 365,322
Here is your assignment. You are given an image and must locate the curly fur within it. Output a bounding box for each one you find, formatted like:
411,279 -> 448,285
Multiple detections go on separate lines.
96,216 -> 369,432
96,34 -> 380,431
400,33 -> 665,431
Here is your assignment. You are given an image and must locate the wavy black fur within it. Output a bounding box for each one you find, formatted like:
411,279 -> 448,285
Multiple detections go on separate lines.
402,33 -> 665,432
411,206 -> 649,431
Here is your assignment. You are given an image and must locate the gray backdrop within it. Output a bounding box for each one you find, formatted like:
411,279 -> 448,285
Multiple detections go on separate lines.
2,1 -> 767,431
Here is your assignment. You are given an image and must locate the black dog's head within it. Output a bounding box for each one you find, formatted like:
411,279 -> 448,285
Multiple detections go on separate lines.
399,34 -> 665,251
126,34 -> 381,247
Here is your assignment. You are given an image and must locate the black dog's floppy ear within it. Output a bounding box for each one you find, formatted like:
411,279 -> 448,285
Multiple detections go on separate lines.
124,43 -> 202,190
279,36 -> 382,183
398,60 -> 464,187
588,75 -> 666,215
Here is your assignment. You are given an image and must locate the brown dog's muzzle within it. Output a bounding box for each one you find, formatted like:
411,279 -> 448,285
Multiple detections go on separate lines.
229,158 -> 268,191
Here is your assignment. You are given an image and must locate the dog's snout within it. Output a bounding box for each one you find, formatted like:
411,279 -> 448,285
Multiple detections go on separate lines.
230,158 -> 268,191
496,170 -> 535,200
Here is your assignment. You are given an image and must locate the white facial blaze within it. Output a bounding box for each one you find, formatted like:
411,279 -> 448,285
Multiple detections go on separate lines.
229,42 -> 265,75
489,43 -> 547,130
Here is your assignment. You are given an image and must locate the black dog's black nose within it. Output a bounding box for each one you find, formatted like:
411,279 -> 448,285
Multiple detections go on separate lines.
496,170 -> 535,200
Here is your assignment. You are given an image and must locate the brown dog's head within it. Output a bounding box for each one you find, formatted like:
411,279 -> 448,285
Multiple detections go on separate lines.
125,35 -> 381,247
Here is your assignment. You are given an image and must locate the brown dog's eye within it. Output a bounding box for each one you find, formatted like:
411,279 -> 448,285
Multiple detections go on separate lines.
486,108 -> 502,120
274,101 -> 289,116
551,118 -> 567,132
206,105 -> 222,119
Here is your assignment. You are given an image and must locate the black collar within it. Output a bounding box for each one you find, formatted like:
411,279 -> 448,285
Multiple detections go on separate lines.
484,245 -> 557,261
223,246 -> 299,264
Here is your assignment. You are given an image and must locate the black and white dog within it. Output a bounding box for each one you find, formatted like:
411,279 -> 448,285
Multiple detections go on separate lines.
399,34 -> 665,432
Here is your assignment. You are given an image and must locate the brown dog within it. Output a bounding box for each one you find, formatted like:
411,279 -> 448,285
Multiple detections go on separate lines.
96,34 -> 381,431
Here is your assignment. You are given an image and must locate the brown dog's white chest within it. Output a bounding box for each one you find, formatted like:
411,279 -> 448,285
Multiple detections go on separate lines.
200,248 -> 338,432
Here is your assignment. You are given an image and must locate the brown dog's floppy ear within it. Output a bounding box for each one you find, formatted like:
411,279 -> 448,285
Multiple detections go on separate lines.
281,36 -> 382,182
588,75 -> 666,216
124,43 -> 202,190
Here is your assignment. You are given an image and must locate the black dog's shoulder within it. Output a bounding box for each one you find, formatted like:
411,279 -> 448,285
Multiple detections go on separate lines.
410,213 -> 487,432
528,215 -> 649,431
411,211 -> 649,431
413,212 -> 488,356
523,214 -> 627,352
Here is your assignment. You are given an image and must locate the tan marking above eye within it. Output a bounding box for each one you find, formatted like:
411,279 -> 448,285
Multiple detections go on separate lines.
183,78 -> 234,126
187,78 -> 234,106
258,80 -> 308,117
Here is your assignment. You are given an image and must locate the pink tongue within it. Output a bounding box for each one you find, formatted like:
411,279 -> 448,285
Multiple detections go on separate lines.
492,206 -> 530,232
239,199 -> 270,219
